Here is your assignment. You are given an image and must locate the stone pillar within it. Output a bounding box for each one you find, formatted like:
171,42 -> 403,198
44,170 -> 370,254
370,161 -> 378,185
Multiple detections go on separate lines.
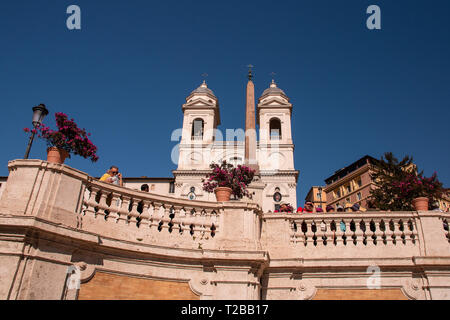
415,210 -> 450,299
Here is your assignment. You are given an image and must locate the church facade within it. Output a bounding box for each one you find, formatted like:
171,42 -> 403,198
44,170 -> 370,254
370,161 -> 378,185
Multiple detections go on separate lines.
149,77 -> 298,212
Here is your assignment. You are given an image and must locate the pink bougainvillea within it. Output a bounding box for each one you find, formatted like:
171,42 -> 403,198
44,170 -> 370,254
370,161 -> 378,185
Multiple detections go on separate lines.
24,112 -> 99,162
202,161 -> 255,199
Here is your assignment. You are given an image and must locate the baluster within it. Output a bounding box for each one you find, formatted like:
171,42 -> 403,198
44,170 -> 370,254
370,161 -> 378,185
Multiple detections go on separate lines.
334,220 -> 343,246
319,220 -> 328,246
290,220 -> 297,243
152,202 -> 162,230
304,221 -> 314,247
393,219 -> 403,244
350,220 -> 358,245
397,219 -> 406,245
340,220 -> 349,246
290,220 -> 300,244
96,191 -> 109,220
211,212 -> 219,237
161,205 -> 171,232
170,206 -> 182,234
372,219 -> 382,245
139,200 -> 151,228
129,199 -> 140,227
148,202 -> 157,229
179,217 -> 191,239
191,209 -> 201,239
106,193 -> 121,222
81,186 -> 91,215
358,220 -> 367,246
387,219 -> 396,245
84,186 -> 100,218
404,219 -> 414,244
118,196 -> 131,225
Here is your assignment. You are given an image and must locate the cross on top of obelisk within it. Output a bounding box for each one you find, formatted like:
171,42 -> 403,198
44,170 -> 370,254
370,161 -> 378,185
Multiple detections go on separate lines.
247,64 -> 254,81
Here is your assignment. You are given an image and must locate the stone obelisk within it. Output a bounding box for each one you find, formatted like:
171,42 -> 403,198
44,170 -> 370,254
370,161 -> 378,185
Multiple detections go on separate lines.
245,66 -> 259,174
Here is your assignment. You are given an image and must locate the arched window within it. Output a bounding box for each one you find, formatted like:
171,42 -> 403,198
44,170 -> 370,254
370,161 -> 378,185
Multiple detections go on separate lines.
191,118 -> 204,140
269,118 -> 281,140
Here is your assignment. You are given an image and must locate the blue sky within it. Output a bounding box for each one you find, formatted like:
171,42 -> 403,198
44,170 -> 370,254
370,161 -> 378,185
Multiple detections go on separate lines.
0,0 -> 449,205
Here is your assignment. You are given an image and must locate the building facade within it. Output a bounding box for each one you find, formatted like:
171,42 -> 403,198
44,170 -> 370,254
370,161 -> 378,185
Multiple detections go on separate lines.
172,79 -> 298,212
304,186 -> 326,209
324,155 -> 376,209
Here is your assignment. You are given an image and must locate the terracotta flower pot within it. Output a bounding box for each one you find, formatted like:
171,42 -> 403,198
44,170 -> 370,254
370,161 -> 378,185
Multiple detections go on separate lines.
214,187 -> 232,202
412,197 -> 429,211
47,147 -> 69,164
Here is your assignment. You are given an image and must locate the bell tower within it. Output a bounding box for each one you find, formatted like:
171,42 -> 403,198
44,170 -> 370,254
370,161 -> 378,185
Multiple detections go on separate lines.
177,81 -> 220,170
257,78 -> 298,211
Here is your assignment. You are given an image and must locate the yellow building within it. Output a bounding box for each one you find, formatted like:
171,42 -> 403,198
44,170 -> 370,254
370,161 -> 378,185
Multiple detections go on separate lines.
304,186 -> 327,209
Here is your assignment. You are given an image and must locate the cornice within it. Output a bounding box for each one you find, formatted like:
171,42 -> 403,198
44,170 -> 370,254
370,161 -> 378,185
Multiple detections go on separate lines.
324,164 -> 373,192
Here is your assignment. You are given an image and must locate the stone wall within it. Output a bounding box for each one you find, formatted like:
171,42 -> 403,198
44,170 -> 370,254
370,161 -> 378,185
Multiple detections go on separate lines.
0,160 -> 449,300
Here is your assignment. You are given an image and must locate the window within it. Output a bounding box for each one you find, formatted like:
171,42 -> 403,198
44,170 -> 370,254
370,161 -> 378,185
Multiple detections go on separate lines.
169,182 -> 175,194
346,198 -> 350,203
356,178 -> 362,188
336,189 -> 341,198
357,192 -> 362,201
346,185 -> 352,194
269,118 -> 282,140
191,118 -> 204,140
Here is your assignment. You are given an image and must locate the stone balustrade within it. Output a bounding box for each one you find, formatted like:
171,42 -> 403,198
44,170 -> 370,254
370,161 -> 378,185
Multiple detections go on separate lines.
262,211 -> 450,259
290,213 -> 419,247
81,178 -> 222,246
1,159 -> 450,300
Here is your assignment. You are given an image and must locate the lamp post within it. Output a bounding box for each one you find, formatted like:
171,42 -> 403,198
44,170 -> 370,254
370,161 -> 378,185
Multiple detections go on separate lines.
24,104 -> 49,159
318,186 -> 323,208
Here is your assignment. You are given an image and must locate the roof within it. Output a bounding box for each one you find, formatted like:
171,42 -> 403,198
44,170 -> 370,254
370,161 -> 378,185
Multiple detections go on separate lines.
260,80 -> 288,99
189,81 -> 216,98
324,155 -> 377,185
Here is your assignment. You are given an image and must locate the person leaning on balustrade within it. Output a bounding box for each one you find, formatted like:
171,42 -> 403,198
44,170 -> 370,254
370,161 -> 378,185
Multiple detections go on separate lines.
350,203 -> 367,212
303,202 -> 314,213
99,166 -> 123,187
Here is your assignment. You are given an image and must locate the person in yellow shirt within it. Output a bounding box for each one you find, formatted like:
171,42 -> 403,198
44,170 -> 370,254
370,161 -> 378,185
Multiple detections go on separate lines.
100,166 -> 123,187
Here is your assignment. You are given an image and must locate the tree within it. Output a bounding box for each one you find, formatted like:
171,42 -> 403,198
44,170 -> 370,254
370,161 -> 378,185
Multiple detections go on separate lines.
369,152 -> 443,211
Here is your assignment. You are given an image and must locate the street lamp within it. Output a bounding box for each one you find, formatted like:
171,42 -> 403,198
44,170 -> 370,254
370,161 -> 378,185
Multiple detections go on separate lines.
24,104 -> 49,159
